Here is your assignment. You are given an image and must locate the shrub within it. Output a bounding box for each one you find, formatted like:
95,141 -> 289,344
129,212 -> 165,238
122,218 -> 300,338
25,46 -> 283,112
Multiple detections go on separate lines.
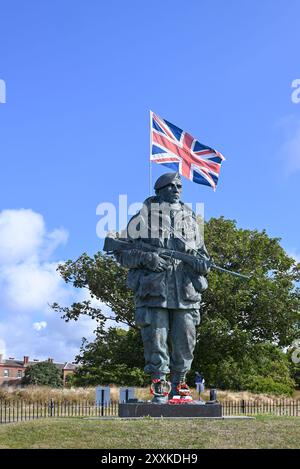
191,342 -> 295,396
22,361 -> 63,388
243,376 -> 294,396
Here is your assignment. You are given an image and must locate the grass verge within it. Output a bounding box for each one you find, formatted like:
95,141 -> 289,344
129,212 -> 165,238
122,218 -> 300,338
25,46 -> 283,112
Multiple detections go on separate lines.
0,415 -> 299,449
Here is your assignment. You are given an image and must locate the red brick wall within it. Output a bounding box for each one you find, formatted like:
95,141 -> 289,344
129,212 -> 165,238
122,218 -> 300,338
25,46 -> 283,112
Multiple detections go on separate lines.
0,365 -> 24,386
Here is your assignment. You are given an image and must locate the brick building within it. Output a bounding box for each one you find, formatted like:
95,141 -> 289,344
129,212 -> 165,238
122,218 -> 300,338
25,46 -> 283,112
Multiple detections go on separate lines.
0,354 -> 77,387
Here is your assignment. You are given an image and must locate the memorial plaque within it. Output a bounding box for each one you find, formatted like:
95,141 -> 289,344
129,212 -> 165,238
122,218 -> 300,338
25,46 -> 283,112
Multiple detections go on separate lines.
95,386 -> 110,406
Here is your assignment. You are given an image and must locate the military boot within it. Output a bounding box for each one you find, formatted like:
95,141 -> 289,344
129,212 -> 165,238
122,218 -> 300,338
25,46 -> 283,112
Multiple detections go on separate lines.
169,372 -> 184,399
169,373 -> 191,400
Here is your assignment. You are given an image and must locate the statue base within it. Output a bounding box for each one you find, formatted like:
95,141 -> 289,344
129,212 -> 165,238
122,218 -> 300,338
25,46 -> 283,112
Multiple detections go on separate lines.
119,401 -> 222,418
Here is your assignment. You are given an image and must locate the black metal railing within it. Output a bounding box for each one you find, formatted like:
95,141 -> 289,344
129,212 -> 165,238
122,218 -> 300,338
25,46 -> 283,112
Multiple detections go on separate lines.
222,399 -> 300,416
0,399 -> 299,423
0,399 -> 119,423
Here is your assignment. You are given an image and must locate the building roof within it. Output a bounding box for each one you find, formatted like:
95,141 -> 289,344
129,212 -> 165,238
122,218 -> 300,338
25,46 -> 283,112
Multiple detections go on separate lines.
0,358 -> 74,369
0,359 -> 24,368
63,362 -> 77,370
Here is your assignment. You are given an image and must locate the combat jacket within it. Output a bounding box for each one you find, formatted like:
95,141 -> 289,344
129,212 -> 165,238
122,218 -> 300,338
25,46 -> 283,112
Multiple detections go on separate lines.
115,196 -> 210,310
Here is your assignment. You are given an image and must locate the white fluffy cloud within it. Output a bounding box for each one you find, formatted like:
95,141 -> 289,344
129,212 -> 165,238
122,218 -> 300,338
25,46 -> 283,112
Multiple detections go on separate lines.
0,209 -> 69,264
0,209 -> 98,362
33,321 -> 47,331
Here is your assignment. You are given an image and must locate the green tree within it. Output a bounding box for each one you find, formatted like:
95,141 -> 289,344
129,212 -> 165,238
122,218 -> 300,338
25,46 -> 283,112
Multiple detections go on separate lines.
188,218 -> 300,393
22,361 -> 63,387
202,218 -> 300,346
53,217 -> 300,393
71,327 -> 147,386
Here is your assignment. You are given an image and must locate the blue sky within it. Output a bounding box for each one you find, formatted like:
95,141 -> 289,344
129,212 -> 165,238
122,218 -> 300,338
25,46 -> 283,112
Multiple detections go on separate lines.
0,0 -> 300,360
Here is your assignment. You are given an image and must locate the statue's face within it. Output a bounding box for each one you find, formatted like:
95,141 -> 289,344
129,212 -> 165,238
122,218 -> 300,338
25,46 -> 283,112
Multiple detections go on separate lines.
157,181 -> 182,204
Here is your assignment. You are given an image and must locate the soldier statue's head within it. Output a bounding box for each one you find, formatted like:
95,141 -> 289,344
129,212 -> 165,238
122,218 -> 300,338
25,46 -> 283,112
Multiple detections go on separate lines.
154,172 -> 182,204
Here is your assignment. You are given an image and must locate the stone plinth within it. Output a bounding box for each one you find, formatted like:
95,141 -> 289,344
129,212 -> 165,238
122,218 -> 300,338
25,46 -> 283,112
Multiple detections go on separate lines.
119,402 -> 222,418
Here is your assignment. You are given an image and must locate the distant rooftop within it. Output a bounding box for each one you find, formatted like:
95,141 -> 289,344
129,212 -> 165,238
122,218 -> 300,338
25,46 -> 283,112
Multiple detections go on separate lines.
0,354 -> 77,369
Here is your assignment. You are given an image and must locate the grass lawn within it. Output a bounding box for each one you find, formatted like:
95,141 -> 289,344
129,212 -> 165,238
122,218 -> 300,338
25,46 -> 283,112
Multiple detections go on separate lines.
0,416 -> 299,449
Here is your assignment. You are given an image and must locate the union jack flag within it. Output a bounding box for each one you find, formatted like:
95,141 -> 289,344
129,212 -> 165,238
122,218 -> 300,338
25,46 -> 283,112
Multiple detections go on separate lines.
150,111 -> 225,191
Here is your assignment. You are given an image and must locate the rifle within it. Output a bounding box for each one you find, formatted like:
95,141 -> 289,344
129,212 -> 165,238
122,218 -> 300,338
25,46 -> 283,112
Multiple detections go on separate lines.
103,236 -> 250,280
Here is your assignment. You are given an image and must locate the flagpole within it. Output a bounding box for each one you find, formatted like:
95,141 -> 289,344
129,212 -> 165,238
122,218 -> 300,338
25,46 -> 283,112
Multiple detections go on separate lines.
149,110 -> 153,196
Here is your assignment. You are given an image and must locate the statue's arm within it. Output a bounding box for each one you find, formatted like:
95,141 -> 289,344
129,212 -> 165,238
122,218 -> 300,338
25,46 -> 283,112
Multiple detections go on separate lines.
114,207 -> 168,272
198,243 -> 210,263
115,249 -> 166,271
191,243 -> 211,276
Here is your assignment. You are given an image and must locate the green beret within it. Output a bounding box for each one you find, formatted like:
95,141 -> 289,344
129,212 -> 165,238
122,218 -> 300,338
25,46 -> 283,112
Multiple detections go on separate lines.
154,172 -> 181,191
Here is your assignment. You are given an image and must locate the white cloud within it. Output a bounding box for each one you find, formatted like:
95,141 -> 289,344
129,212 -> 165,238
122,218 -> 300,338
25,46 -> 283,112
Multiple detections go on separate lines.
33,321 -> 47,331
0,209 -> 98,362
0,209 -> 45,264
287,250 -> 300,264
1,261 -> 73,312
43,228 -> 69,259
0,313 -> 97,362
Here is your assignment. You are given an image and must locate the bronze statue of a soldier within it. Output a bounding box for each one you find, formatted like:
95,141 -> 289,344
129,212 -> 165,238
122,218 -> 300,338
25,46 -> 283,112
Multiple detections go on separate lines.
107,172 -> 210,403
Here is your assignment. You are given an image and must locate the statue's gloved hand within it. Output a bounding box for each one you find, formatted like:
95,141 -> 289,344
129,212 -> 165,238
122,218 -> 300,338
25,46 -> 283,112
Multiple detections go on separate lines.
146,252 -> 169,272
191,258 -> 211,275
